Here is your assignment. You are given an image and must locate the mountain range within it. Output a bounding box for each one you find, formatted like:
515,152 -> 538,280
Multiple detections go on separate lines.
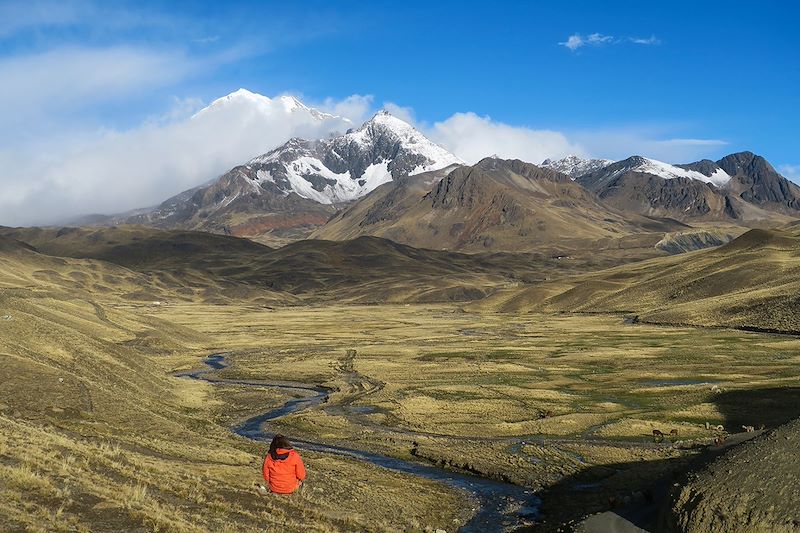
577,152 -> 800,222
88,91 -> 799,251
120,103 -> 460,245
313,157 -> 683,252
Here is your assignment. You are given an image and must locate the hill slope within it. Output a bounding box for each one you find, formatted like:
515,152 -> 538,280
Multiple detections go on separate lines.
664,416 -> 800,533
482,225 -> 800,332
0,229 -> 463,533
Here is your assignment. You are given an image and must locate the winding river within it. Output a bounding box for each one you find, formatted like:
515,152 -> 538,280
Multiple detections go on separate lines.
179,354 -> 540,532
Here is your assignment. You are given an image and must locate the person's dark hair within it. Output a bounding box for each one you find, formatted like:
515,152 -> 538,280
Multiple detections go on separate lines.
269,434 -> 293,459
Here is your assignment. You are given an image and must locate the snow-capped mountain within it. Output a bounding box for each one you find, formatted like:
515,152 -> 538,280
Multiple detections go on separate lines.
600,156 -> 732,186
578,153 -> 800,221
193,88 -> 345,124
245,110 -> 463,204
122,109 -> 462,244
541,155 -> 614,179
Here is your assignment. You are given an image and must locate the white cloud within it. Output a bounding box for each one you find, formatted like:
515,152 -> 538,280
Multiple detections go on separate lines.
0,47 -> 191,124
560,32 -> 661,51
630,35 -> 661,45
778,164 -> 800,183
318,94 -> 374,124
572,128 -> 727,162
0,44 -> 257,148
0,0 -> 84,37
424,112 -> 585,165
0,37 -> 266,225
559,34 -> 587,51
559,32 -> 614,51
420,114 -> 724,166
587,33 -> 614,45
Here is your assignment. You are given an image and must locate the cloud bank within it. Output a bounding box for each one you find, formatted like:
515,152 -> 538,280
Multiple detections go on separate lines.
425,113 -> 584,164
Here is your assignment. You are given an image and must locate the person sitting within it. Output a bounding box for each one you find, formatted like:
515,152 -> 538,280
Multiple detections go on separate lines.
261,434 -> 306,494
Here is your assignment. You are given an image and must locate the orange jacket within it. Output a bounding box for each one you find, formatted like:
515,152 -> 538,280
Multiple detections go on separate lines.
263,448 -> 306,494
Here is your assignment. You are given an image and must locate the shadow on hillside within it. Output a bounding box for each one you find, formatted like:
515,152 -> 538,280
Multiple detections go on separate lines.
526,455 -> 691,532
712,386 -> 800,430
524,388 -> 800,531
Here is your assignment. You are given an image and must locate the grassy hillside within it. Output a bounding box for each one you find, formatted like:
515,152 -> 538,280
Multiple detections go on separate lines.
481,225 -> 800,332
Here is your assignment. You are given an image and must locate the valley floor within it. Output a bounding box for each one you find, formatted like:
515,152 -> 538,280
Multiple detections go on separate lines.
147,302 -> 800,530
4,280 -> 800,532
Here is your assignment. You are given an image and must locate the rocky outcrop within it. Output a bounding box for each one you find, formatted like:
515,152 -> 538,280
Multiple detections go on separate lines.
654,230 -> 739,254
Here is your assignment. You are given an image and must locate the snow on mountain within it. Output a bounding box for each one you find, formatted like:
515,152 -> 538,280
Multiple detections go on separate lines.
600,156 -> 732,186
193,88 -> 343,123
347,111 -> 460,168
541,155 -> 614,179
243,110 -> 463,204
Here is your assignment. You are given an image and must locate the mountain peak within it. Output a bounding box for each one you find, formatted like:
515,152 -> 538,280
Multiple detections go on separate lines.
345,111 -> 463,167
605,156 -> 732,186
230,87 -> 260,97
221,88 -> 271,103
541,154 -> 615,179
192,90 -> 344,125
238,113 -> 462,205
362,110 -> 415,132
717,151 -> 773,176
276,94 -> 307,111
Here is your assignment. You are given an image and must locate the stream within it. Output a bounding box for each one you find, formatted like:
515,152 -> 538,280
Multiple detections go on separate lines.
178,354 -> 540,532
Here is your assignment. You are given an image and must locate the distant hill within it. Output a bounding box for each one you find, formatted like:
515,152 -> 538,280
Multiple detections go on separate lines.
0,225 -> 557,303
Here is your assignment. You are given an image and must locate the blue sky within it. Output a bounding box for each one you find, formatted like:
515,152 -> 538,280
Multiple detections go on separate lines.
0,0 -> 798,223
